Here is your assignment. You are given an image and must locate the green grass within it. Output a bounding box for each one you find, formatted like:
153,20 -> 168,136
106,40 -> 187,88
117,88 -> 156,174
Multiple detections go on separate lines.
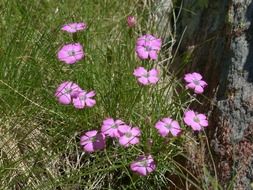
0,0 -> 212,189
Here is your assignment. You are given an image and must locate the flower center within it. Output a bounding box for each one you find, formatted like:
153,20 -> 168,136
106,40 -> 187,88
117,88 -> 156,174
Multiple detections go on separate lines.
139,160 -> 148,167
64,88 -> 72,94
145,46 -> 152,51
111,124 -> 117,129
90,136 -> 97,142
193,116 -> 200,123
125,132 -> 132,138
165,124 -> 172,129
143,73 -> 150,78
145,37 -> 152,42
79,95 -> 87,101
193,79 -> 200,85
68,50 -> 76,56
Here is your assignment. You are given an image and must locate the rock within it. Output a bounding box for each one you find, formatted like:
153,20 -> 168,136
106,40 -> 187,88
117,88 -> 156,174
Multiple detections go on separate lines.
157,0 -> 253,189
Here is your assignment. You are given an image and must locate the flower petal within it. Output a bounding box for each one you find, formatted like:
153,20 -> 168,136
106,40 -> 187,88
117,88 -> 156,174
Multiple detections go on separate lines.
186,82 -> 196,89
136,166 -> 147,176
200,119 -> 208,127
194,85 -> 204,94
103,118 -> 115,125
138,77 -> 149,85
131,127 -> 141,136
149,50 -> 158,60
149,69 -> 158,76
192,72 -> 202,80
155,121 -> 169,137
136,46 -> 149,59
84,143 -> 94,152
63,55 -> 77,64
190,122 -> 202,131
58,94 -> 71,104
170,121 -> 181,136
133,67 -> 147,77
129,137 -> 139,145
86,91 -> 96,98
148,76 -> 159,84
115,119 -> 124,125
184,74 -> 194,83
118,125 -> 131,134
85,130 -> 98,137
199,80 -> 208,87
85,98 -> 96,107
184,115 -> 194,126
162,118 -> 172,125
73,97 -> 85,109
119,136 -> 130,147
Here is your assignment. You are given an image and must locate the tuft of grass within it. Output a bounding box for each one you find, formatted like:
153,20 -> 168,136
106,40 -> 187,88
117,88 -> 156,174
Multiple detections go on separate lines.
0,0 -> 218,189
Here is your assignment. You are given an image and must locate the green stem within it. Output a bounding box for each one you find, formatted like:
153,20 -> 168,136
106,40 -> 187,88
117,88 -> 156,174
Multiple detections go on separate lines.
126,87 -> 143,118
72,33 -> 78,42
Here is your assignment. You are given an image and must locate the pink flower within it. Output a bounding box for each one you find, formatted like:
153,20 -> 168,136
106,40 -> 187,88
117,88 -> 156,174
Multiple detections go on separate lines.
135,34 -> 162,60
184,72 -> 207,94
101,118 -> 125,138
61,22 -> 87,33
72,90 -> 96,109
183,110 -> 208,131
55,81 -> 82,104
127,16 -> 136,27
80,130 -> 106,152
133,67 -> 159,85
155,117 -> 181,137
57,43 -> 84,64
130,155 -> 156,176
118,125 -> 141,147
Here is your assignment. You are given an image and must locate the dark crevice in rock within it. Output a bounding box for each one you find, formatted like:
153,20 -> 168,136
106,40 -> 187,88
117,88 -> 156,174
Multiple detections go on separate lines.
245,1 -> 253,83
